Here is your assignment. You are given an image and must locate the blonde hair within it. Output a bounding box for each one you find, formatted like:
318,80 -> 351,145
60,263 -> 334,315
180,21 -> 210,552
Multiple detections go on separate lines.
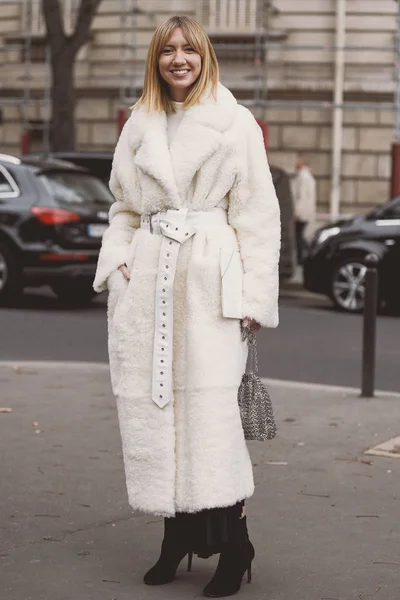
134,16 -> 219,112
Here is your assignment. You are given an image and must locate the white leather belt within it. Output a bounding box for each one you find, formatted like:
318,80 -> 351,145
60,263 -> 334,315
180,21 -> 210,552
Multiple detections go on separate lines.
140,208 -> 242,409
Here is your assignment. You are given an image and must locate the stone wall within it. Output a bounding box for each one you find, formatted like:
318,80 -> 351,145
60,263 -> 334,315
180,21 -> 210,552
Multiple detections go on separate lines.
266,106 -> 393,216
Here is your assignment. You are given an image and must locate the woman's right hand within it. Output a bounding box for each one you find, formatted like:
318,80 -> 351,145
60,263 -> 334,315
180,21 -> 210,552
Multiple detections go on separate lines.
118,264 -> 130,281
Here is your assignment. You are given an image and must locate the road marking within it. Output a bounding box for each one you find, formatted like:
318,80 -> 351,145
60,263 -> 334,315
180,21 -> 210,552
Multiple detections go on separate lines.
0,361 -> 399,398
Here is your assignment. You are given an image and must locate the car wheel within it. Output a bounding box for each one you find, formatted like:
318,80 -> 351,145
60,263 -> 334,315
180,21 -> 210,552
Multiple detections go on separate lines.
51,280 -> 96,307
331,257 -> 367,313
0,242 -> 23,307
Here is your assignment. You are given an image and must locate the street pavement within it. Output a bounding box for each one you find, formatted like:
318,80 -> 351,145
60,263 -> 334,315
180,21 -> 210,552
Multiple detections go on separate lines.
1,363 -> 400,600
0,285 -> 399,391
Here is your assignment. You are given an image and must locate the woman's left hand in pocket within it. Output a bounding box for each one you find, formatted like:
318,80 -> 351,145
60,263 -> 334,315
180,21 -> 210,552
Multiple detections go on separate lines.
242,317 -> 261,334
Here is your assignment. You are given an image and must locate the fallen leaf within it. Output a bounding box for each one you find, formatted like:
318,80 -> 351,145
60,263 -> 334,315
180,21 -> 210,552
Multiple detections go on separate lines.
360,460 -> 373,466
0,408 -> 12,413
32,421 -> 39,427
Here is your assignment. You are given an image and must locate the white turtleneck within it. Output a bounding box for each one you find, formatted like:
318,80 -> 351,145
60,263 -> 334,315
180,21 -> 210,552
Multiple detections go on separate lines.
167,101 -> 185,147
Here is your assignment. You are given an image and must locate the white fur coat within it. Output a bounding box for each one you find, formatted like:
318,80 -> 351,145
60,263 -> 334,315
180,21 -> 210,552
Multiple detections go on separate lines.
93,83 -> 281,517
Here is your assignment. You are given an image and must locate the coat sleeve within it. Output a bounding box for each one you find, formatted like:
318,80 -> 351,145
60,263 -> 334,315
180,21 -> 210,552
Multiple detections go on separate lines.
228,109 -> 281,328
93,123 -> 140,293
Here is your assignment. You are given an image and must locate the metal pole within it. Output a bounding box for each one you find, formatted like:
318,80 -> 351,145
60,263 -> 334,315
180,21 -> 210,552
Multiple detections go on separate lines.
391,0 -> 400,197
361,254 -> 379,398
21,0 -> 32,154
43,42 -> 51,155
330,0 -> 346,221
253,0 -> 263,111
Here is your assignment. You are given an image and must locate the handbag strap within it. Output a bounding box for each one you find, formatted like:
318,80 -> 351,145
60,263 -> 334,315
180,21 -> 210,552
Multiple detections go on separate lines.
242,328 -> 258,375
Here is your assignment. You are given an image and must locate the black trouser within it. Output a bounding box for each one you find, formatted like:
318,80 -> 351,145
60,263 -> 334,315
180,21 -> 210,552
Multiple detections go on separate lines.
295,220 -> 309,265
167,501 -> 246,558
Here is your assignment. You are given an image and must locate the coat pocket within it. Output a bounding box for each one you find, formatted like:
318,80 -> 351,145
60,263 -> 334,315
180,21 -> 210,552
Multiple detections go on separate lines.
220,248 -> 243,319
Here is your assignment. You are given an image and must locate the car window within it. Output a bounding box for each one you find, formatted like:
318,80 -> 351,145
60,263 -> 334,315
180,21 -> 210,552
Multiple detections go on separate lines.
379,198 -> 400,219
0,165 -> 20,198
38,171 -> 113,205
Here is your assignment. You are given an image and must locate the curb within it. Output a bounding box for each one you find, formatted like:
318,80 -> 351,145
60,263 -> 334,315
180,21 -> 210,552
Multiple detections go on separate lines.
1,361 -> 399,398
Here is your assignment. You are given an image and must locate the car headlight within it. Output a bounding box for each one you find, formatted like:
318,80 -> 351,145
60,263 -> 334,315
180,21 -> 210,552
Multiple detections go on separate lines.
315,226 -> 341,245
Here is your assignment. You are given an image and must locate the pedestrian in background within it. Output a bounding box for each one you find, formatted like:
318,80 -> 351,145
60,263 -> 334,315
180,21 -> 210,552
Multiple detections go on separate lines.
292,156 -> 317,264
93,15 -> 280,598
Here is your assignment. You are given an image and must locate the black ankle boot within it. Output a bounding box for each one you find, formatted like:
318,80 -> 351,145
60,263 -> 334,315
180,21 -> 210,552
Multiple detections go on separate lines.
143,517 -> 193,585
203,516 -> 255,598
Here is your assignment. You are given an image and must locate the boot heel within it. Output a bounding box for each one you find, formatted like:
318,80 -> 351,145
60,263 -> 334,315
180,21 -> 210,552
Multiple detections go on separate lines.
187,550 -> 193,572
247,563 -> 252,583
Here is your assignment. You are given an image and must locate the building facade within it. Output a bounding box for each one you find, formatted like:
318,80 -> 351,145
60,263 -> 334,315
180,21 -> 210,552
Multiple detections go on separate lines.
0,0 -> 398,217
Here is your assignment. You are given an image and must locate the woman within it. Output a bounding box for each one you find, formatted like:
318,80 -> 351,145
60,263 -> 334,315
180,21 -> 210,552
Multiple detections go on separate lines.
93,15 -> 280,598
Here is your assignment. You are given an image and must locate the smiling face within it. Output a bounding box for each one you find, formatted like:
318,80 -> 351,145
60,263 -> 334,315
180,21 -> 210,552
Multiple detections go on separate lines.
158,27 -> 202,102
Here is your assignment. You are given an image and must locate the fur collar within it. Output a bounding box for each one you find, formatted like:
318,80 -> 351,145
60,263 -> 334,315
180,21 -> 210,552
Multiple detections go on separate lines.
126,83 -> 237,206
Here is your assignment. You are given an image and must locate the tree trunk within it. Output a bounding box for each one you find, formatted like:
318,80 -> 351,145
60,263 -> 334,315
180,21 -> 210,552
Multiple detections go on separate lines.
42,0 -> 103,152
50,49 -> 76,151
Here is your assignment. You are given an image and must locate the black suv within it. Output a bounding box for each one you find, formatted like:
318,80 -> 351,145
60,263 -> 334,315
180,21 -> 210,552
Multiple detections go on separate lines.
26,151 -> 113,185
0,153 -> 112,306
304,196 -> 400,313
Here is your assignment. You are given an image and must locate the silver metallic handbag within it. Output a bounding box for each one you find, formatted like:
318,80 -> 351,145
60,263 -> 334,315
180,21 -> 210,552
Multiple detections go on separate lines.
238,328 -> 277,441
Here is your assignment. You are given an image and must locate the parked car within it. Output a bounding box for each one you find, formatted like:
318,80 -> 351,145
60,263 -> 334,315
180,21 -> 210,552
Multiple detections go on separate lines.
25,151 -> 113,185
26,154 -> 297,282
0,153 -> 112,306
304,196 -> 400,313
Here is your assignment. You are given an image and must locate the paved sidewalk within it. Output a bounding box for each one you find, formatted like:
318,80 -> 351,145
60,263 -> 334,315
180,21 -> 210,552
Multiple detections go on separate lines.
1,364 -> 400,600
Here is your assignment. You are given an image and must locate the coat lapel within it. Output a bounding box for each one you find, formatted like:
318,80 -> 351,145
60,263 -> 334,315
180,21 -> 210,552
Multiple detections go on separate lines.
131,109 -> 181,207
129,83 -> 238,204
170,83 -> 238,197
